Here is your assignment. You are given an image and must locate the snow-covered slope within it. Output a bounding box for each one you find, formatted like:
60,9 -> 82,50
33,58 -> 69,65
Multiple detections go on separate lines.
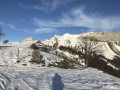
42,32 -> 120,78
0,67 -> 120,90
0,34 -> 120,90
0,41 -> 62,67
42,33 -> 80,47
42,32 -> 120,60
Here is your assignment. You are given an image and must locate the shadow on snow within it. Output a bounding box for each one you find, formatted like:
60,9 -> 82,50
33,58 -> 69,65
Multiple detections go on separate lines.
52,73 -> 64,90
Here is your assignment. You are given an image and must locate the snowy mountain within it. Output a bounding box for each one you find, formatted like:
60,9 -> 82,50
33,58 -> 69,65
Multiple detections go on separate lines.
42,32 -> 120,60
23,37 -> 39,42
81,32 -> 120,42
1,33 -> 120,89
42,32 -> 120,78
42,33 -> 79,47
42,32 -> 120,47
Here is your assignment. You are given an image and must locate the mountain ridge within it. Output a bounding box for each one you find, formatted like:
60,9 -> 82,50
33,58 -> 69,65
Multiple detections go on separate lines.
42,32 -> 120,78
1,32 -> 120,78
42,32 -> 120,48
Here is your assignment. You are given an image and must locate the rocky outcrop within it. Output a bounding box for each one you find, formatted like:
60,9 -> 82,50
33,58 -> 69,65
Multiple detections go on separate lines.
29,49 -> 41,64
23,37 -> 38,42
80,32 -> 120,42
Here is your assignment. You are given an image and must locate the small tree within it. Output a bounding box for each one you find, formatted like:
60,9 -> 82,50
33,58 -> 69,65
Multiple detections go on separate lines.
0,27 -> 5,38
53,37 -> 58,49
78,36 -> 104,66
3,40 -> 9,44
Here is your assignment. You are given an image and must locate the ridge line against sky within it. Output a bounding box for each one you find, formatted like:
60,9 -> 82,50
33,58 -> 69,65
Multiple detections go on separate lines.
0,0 -> 120,42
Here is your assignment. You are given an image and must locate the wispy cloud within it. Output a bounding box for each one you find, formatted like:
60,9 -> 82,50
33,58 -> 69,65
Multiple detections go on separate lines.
0,22 -> 18,30
7,24 -> 17,29
34,28 -> 58,34
23,28 -> 32,34
33,7 -> 120,32
19,0 -> 72,13
33,0 -> 58,12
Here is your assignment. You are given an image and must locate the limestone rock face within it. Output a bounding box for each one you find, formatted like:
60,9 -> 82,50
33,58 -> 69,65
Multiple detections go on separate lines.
23,37 -> 38,42
80,32 -> 120,42
30,49 -> 41,64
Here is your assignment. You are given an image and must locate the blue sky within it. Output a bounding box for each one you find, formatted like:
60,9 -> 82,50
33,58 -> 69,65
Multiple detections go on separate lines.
0,0 -> 120,42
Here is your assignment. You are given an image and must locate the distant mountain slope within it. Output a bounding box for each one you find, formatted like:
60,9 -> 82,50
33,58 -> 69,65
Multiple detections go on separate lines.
42,32 -> 120,59
0,33 -> 120,78
42,32 -> 120,47
42,32 -> 120,78
42,33 -> 79,47
80,32 -> 120,42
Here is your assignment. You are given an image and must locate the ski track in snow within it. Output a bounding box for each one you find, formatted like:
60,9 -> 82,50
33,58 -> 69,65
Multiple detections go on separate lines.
0,73 -> 11,90
0,67 -> 120,90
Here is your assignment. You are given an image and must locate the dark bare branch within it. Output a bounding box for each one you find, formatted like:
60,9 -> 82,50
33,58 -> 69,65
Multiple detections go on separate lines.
78,36 -> 104,66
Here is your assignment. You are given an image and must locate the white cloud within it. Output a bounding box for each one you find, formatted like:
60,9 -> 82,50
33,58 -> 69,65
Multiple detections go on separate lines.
23,29 -> 32,34
0,21 -> 17,30
35,0 -> 71,12
34,28 -> 58,34
33,0 -> 58,12
33,8 -> 120,31
33,17 -> 61,27
7,24 -> 16,29
19,0 -> 72,13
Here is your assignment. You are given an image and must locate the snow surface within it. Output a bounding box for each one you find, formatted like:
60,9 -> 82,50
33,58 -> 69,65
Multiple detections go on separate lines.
102,43 -> 116,60
0,42 -> 32,47
1,36 -> 120,90
0,67 -> 120,90
114,44 -> 120,50
0,42 -> 62,67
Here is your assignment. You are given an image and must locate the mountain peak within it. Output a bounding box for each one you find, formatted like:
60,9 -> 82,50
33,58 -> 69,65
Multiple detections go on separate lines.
63,33 -> 71,36
23,37 -> 38,42
54,34 -> 60,37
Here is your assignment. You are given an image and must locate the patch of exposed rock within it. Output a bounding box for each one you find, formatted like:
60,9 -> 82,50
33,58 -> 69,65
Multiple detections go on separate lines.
29,49 -> 41,64
23,37 -> 38,42
80,32 -> 120,42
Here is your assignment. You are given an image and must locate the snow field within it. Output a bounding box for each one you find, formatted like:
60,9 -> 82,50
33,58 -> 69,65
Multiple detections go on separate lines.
0,46 -> 33,66
0,67 -> 120,90
0,45 -> 62,67
0,35 -> 120,90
